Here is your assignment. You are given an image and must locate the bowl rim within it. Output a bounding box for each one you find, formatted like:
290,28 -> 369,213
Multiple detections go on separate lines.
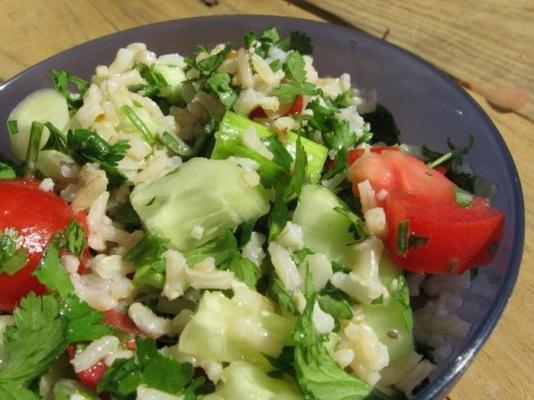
0,14 -> 525,400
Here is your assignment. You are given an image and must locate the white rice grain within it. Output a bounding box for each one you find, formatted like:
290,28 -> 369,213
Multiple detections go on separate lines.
268,242 -> 302,292
163,250 -> 189,300
128,303 -> 172,339
71,336 -> 120,373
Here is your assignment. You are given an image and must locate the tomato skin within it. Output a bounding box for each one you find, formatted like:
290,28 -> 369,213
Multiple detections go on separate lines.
350,150 -> 455,207
67,345 -> 108,389
349,149 -> 504,273
287,95 -> 304,115
385,191 -> 503,273
0,179 -> 82,311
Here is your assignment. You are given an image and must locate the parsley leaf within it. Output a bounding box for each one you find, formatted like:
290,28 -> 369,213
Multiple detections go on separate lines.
98,337 -> 195,398
51,69 -> 89,114
126,233 -> 168,289
63,294 -> 112,343
293,274 -> 379,400
363,103 -> 401,145
184,230 -> 261,288
271,81 -> 317,103
0,385 -> 38,400
33,233 -> 74,298
317,294 -> 353,330
67,129 -> 129,187
64,220 -> 86,257
285,51 -> 306,83
0,294 -> 66,386
206,72 -> 237,109
187,43 -> 233,77
278,31 -> 313,55
0,228 -> 28,276
268,136 -> 308,241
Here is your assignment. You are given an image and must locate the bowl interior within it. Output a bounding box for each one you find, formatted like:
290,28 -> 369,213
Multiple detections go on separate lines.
0,15 -> 524,399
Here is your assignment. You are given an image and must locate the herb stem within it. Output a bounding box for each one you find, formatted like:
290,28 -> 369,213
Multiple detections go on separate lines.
427,152 -> 452,169
24,121 -> 44,177
121,105 -> 156,145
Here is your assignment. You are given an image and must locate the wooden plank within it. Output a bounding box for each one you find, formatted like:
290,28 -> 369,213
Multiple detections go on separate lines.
298,0 -> 534,121
446,89 -> 534,400
0,0 -> 321,82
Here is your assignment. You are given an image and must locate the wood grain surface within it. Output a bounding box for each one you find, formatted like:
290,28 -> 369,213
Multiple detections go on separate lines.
0,1 -> 532,399
298,0 -> 534,122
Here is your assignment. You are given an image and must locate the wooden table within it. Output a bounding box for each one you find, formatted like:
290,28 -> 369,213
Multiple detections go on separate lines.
1,1 -> 532,399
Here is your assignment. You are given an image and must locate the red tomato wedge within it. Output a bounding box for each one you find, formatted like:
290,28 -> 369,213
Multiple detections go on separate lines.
349,149 -> 504,273
347,146 -> 399,165
0,179 -> 84,311
385,191 -> 503,273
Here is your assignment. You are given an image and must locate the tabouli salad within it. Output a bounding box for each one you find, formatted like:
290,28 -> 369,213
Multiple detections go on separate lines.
0,27 -> 503,400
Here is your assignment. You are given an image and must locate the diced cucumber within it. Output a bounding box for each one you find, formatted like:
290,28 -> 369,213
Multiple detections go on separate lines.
130,158 -> 270,251
360,256 -> 414,364
204,361 -> 303,400
8,88 -> 69,160
177,291 -> 293,368
292,184 -> 357,266
292,184 -> 414,363
36,150 -> 74,182
211,111 -> 328,184
154,64 -> 186,104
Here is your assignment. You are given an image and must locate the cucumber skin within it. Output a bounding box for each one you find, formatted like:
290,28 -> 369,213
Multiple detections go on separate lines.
130,158 -> 270,252
8,88 -> 69,160
212,111 -> 328,184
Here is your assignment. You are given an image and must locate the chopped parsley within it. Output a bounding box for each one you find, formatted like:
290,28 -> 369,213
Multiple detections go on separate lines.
0,228 -> 28,276
396,220 -> 409,254
7,120 -> 18,135
97,337 -> 198,399
51,69 -> 89,114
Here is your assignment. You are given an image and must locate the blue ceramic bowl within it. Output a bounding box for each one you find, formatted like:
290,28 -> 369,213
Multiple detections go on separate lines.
0,15 -> 524,399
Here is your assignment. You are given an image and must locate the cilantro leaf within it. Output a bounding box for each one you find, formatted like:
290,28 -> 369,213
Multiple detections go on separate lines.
267,277 -> 298,315
206,72 -> 237,109
292,274 -> 380,400
285,51 -> 306,83
223,253 -> 261,288
98,337 -> 195,398
136,64 -> 168,98
187,43 -> 233,77
63,294 -> 112,343
51,69 -> 89,113
317,294 -> 353,329
110,201 -> 142,231
278,31 -> 313,55
33,233 -> 74,298
363,103 -> 401,145
64,220 -> 86,257
271,82 -> 317,103
0,385 -> 39,400
268,136 -> 308,241
0,228 -> 28,276
184,231 -> 261,288
0,294 -> 66,386
67,129 -> 129,187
